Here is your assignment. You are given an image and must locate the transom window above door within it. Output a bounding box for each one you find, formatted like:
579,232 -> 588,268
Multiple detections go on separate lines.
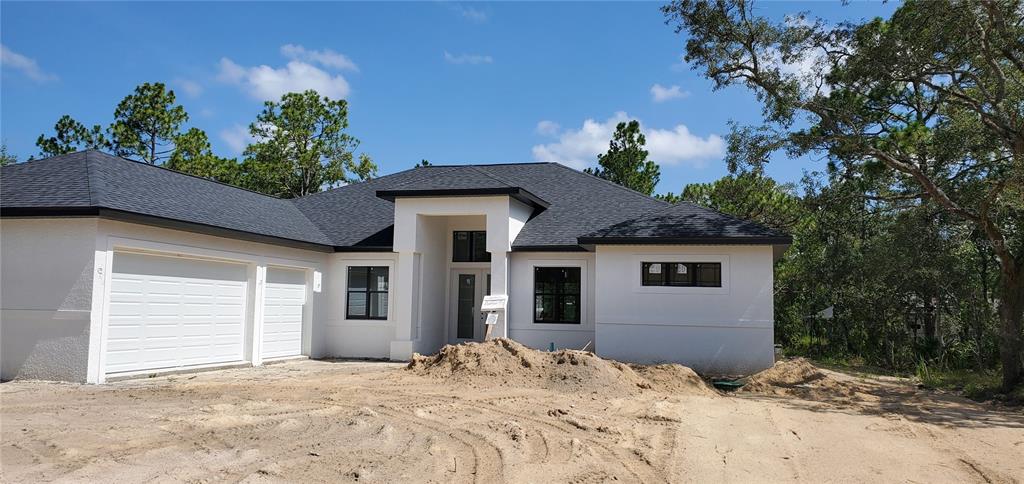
453,231 -> 490,262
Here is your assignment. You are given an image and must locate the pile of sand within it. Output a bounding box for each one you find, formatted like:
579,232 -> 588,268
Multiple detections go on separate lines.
740,358 -> 875,402
406,338 -> 717,397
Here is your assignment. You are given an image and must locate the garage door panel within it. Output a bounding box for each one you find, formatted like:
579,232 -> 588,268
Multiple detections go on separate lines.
261,268 -> 306,359
105,252 -> 248,374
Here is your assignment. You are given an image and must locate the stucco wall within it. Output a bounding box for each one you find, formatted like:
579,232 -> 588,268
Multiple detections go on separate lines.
508,252 -> 596,351
594,245 -> 775,374
325,252 -> 398,359
2,217 -> 328,383
1,218 -> 98,382
414,216 -> 451,354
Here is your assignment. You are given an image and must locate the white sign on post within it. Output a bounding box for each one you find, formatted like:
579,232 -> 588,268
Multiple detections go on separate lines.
480,295 -> 508,313
481,295 -> 507,341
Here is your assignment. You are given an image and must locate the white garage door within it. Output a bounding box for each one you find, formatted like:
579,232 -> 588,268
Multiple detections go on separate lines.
105,252 -> 248,374
261,267 -> 306,359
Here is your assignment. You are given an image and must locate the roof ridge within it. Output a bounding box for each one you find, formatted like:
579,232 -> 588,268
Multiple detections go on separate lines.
291,165 -> 434,201
424,161 -> 555,167
85,151 -> 98,206
384,165 -> 464,190
117,151 -> 290,200
547,162 -> 672,206
674,200 -> 787,236
465,165 -> 520,188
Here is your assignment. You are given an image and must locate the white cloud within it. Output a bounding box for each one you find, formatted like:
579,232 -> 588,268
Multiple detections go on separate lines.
535,120 -> 561,136
174,78 -> 203,98
531,112 -> 724,169
280,44 -> 358,71
0,44 -> 57,82
650,83 -> 690,103
443,3 -> 488,23
220,124 -> 253,154
763,15 -> 840,96
217,57 -> 351,100
459,6 -> 487,22
443,51 -> 493,65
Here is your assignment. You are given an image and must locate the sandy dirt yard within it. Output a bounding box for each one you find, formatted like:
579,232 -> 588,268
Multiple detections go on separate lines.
2,340 -> 1023,483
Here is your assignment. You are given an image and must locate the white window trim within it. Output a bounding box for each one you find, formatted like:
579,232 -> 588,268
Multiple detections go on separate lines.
631,253 -> 730,295
341,260 -> 396,323
529,259 -> 589,327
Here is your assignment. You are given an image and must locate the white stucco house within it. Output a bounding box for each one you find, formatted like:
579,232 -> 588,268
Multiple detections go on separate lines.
0,151 -> 790,383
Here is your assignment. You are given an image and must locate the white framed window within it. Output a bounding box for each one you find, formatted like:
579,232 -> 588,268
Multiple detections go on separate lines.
346,266 -> 389,320
340,259 -> 396,322
641,262 -> 722,287
631,253 -> 730,295
529,259 -> 589,326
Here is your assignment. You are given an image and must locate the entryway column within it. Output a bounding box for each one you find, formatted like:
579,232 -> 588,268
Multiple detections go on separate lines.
390,250 -> 417,360
488,251 -> 509,339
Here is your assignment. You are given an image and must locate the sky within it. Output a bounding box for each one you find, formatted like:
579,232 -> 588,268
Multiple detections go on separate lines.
0,1 -> 898,194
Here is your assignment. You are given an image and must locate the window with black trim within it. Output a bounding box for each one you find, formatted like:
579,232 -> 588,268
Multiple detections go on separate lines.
453,231 -> 490,262
641,262 -> 721,287
534,267 -> 581,324
346,266 -> 389,319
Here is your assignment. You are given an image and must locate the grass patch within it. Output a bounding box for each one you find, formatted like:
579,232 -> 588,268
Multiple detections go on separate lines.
808,356 -> 1023,406
915,367 -> 1023,405
811,356 -> 913,379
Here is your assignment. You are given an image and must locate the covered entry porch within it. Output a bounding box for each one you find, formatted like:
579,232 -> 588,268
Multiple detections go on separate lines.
382,192 -> 538,360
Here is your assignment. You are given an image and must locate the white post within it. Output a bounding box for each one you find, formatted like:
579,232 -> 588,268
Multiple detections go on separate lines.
251,265 -> 267,366
390,250 -> 417,360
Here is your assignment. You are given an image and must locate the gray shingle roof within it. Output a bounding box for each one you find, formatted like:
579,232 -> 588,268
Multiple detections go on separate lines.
1,151 -> 333,248
577,201 -> 792,245
2,151 -> 790,251
374,165 -> 549,208
294,162 -> 673,249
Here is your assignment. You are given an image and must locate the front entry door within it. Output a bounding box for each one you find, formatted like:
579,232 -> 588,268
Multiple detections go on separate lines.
449,269 -> 491,343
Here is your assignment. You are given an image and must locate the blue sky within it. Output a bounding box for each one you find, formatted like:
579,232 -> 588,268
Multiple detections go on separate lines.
1,1 -> 896,194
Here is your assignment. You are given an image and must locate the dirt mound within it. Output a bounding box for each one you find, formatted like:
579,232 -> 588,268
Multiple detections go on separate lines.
740,358 -> 875,402
406,338 -> 717,397
632,364 -> 717,396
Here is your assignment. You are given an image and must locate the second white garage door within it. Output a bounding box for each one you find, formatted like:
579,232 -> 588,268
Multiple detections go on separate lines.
261,267 -> 306,359
105,252 -> 248,374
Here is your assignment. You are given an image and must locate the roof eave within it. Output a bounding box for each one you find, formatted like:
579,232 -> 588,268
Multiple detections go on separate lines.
576,235 -> 794,246
1,206 -> 336,253
375,187 -> 550,209
511,244 -> 588,252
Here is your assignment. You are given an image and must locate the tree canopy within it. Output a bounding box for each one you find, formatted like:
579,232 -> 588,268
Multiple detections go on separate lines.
109,82 -> 189,164
163,128 -> 240,184
0,143 -> 16,166
29,84 -> 377,198
36,115 -> 111,157
585,120 -> 661,195
241,90 -> 368,198
664,0 -> 1024,389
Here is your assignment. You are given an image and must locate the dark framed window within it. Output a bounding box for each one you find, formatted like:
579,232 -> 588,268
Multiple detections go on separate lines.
534,267 -> 581,324
641,262 -> 721,287
453,231 -> 490,262
346,266 -> 389,319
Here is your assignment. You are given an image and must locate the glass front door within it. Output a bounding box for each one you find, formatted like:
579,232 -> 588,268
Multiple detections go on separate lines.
450,269 -> 491,343
456,274 -> 476,339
